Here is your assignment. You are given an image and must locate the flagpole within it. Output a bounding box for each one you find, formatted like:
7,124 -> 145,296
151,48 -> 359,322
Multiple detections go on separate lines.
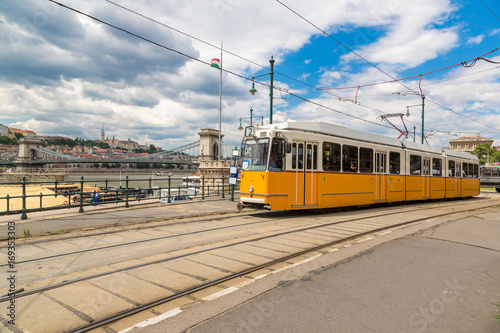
218,41 -> 223,161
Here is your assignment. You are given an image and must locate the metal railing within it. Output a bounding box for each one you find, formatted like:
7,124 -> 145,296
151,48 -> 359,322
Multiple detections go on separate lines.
0,175 -> 238,220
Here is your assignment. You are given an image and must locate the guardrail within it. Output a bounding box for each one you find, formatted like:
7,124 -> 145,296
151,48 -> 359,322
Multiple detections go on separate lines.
0,175 -> 237,220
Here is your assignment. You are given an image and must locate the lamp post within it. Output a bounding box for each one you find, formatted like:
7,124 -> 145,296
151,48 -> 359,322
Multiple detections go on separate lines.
249,56 -> 275,124
238,107 -> 264,131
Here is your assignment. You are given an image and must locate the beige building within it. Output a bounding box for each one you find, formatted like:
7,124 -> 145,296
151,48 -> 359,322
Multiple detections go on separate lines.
449,136 -> 494,152
0,124 -> 15,138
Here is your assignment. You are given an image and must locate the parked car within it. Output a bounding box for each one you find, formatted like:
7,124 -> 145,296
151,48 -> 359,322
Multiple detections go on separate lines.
160,195 -> 193,204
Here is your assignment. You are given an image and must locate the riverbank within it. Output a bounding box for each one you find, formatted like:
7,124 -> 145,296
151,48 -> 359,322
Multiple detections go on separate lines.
66,168 -> 197,174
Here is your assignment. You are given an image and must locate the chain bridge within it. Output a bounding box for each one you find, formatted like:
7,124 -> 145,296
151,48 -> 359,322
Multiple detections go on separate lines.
0,137 -> 237,167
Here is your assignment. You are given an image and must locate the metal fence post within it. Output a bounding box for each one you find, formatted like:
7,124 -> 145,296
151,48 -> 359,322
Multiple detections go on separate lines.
79,176 -> 84,213
54,180 -> 58,198
21,176 -> 27,220
202,176 -> 205,200
125,176 -> 129,208
168,175 -> 171,203
221,176 -> 225,198
39,192 -> 43,209
6,194 -> 10,214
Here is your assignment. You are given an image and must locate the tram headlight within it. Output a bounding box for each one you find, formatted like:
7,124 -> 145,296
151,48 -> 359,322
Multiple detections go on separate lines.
248,186 -> 254,193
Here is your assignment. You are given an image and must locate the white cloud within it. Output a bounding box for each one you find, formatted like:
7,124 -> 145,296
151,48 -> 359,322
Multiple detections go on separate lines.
0,0 -> 499,150
466,34 -> 484,45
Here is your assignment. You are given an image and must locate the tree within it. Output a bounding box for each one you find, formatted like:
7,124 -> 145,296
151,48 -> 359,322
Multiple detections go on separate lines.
472,143 -> 494,164
14,132 -> 24,140
0,136 -> 18,145
148,144 -> 157,154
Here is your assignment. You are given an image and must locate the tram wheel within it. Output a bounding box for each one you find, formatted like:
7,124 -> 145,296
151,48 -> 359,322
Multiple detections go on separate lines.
236,202 -> 244,212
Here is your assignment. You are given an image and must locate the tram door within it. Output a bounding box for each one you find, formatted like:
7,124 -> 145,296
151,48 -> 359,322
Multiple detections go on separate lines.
293,142 -> 318,207
423,158 -> 431,198
455,163 -> 462,196
375,152 -> 387,201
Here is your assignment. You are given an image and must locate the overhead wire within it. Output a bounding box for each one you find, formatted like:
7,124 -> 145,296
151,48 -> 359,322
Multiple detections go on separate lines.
274,0 -> 500,134
320,49 -> 500,90
46,0 -> 394,131
480,0 -> 500,23
104,0 -> 346,101
49,0 -> 497,137
103,0 -> 436,133
274,0 -> 417,94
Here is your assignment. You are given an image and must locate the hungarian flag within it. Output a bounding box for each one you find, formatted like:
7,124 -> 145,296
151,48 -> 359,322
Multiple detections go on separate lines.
211,58 -> 221,69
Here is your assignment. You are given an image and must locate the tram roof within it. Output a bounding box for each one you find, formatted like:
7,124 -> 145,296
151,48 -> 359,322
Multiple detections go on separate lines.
258,121 -> 475,160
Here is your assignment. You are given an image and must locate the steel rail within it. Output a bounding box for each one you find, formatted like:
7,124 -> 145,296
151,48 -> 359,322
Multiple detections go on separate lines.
0,198 -> 490,303
66,201 -> 495,333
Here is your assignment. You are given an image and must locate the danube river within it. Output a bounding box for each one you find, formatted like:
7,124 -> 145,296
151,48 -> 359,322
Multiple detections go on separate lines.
67,172 -> 193,189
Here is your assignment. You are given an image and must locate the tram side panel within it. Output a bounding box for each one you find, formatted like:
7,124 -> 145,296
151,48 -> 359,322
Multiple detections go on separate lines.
240,171 -> 291,210
319,172 -> 375,208
387,174 -> 405,202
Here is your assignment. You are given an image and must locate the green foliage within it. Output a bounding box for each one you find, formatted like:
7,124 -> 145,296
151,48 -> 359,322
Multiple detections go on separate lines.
52,137 -> 79,147
92,162 -> 100,168
148,144 -> 157,154
135,162 -> 151,169
0,136 -> 18,145
14,132 -> 24,139
472,143 -> 495,164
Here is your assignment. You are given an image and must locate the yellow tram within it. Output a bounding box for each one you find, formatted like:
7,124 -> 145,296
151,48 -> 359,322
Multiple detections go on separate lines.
238,122 -> 480,211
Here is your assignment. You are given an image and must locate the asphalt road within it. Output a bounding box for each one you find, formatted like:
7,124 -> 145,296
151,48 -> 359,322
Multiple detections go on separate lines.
133,205 -> 500,333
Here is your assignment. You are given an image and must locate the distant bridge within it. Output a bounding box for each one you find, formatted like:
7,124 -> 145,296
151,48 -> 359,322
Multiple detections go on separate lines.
0,138 -> 236,167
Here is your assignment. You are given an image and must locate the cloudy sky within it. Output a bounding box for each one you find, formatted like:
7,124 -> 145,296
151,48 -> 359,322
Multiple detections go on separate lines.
1,0 -> 499,152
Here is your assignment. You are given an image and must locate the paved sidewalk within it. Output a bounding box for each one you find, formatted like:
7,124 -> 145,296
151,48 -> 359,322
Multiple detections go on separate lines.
0,196 -> 241,238
135,206 -> 500,333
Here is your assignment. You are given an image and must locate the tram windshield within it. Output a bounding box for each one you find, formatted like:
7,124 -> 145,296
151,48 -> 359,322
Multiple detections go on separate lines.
241,138 -> 269,171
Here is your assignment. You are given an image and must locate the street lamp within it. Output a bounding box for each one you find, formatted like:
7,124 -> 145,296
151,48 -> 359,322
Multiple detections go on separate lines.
238,107 -> 264,131
249,56 -> 275,124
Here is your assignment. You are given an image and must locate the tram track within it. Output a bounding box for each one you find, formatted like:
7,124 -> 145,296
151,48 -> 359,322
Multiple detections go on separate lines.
1,195 -> 498,333
0,197 -> 486,269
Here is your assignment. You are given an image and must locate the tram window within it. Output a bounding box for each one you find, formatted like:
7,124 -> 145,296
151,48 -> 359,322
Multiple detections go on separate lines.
306,144 -> 313,169
292,143 -> 297,169
410,155 -> 422,175
473,164 -> 478,178
298,143 -> 304,169
468,163 -> 474,178
342,145 -> 358,172
269,139 -> 285,171
359,148 -> 373,173
313,144 -> 318,170
448,160 -> 455,177
389,152 -> 400,174
463,163 -> 469,177
432,158 -> 442,176
322,142 -> 341,171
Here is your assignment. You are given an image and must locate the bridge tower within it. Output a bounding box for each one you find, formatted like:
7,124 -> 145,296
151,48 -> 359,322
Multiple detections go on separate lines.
198,128 -> 223,161
197,128 -> 231,184
17,138 -> 43,163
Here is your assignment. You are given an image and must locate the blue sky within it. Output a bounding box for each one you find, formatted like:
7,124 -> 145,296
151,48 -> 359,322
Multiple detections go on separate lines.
1,0 -> 499,151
